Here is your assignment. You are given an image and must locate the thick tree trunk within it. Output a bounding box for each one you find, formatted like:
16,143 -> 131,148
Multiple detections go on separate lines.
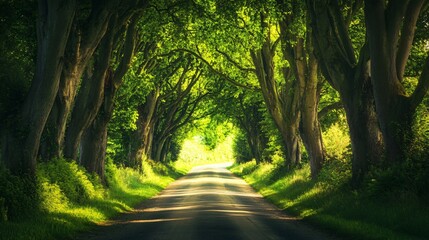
342,84 -> 383,184
40,3 -> 112,159
79,77 -> 118,181
278,16 -> 325,178
161,138 -> 172,163
80,115 -> 108,181
128,89 -> 159,167
364,0 -> 429,164
144,122 -> 155,157
251,34 -> 302,169
299,66 -> 325,178
63,66 -> 106,160
63,28 -> 115,160
247,125 -> 266,163
79,15 -> 139,177
152,136 -> 167,163
283,125 -> 301,167
306,0 -> 384,186
1,0 -> 75,175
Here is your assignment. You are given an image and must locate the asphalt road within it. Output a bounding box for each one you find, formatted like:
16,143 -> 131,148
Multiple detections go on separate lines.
75,163 -> 337,240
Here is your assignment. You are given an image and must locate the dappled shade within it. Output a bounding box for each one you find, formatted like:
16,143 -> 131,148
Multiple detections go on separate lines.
76,164 -> 331,240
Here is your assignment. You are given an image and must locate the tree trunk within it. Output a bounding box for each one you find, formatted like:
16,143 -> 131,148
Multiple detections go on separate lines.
80,114 -> 108,181
63,66 -> 106,161
79,72 -> 118,181
278,14 -> 325,178
78,15 -> 139,177
128,88 -> 159,167
152,136 -> 167,163
63,26 -> 115,160
162,138 -> 172,163
142,121 -> 155,159
299,60 -> 325,178
343,82 -> 383,184
364,0 -> 429,164
306,0 -> 384,186
1,0 -> 75,175
250,30 -> 302,169
40,3 -> 112,159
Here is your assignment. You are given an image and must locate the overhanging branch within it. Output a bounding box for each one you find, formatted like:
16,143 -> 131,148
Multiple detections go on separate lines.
318,101 -> 343,119
215,47 -> 256,72
171,48 -> 260,91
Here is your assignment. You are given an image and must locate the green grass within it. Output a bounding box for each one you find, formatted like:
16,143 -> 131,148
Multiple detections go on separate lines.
230,160 -> 429,240
0,132 -> 236,240
0,159 -> 181,240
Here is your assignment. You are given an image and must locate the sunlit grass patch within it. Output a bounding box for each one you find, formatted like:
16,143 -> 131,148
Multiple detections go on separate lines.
230,161 -> 429,240
0,158 -> 179,240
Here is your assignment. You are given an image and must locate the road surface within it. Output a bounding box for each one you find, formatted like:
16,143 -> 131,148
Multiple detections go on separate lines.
75,163 -> 337,240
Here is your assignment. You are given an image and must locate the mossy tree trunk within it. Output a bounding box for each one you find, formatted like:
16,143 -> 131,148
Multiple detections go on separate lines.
306,0 -> 384,186
364,0 -> 429,164
79,15 -> 139,179
63,23 -> 115,161
41,2 -> 114,160
251,13 -> 303,169
128,88 -> 160,167
1,0 -> 76,176
278,2 -> 325,178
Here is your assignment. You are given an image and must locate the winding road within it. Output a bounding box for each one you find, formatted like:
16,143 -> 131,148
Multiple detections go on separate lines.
76,163 -> 337,240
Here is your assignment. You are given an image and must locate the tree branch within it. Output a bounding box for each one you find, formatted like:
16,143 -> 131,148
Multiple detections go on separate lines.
318,101 -> 343,119
385,0 -> 409,50
112,14 -> 140,86
171,48 -> 260,91
271,36 -> 281,54
215,47 -> 256,72
327,1 -> 356,66
396,0 -> 425,82
410,54 -> 429,110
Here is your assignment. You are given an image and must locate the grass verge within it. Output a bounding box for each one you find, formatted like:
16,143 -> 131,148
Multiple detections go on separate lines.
230,160 -> 429,240
0,158 -> 182,240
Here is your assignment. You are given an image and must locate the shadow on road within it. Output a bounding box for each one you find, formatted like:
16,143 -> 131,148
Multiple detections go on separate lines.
74,163 -> 338,240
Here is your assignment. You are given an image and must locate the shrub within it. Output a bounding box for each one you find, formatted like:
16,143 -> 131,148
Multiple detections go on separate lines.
37,158 -> 104,204
322,123 -> 351,162
37,176 -> 69,212
0,165 -> 37,220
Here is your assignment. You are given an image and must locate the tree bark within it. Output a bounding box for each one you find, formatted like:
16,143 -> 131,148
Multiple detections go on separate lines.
63,21 -> 116,160
278,8 -> 325,178
79,15 -> 139,178
152,136 -> 168,163
364,0 -> 429,163
307,0 -> 383,186
41,2 -> 113,159
80,112 -> 108,180
299,50 -> 325,178
128,88 -> 160,167
250,32 -> 302,169
1,0 -> 75,175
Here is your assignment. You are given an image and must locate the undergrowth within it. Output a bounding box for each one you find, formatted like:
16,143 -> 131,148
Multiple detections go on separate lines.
0,158 -> 181,240
230,160 -> 429,240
